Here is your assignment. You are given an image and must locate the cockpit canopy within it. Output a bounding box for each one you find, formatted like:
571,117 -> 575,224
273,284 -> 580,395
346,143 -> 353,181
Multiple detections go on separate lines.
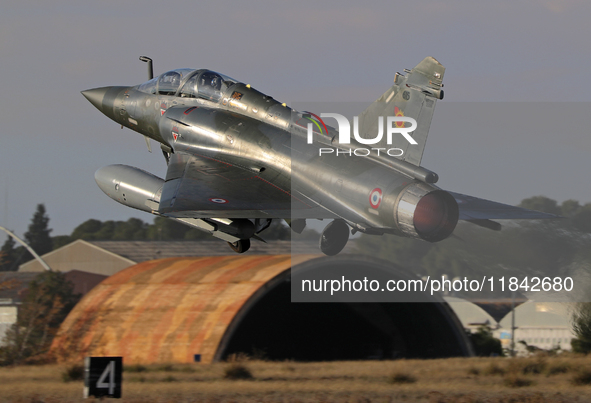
136,69 -> 239,102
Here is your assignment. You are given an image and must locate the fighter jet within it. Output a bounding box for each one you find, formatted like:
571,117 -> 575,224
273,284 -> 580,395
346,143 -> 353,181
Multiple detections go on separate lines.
83,56 -> 556,255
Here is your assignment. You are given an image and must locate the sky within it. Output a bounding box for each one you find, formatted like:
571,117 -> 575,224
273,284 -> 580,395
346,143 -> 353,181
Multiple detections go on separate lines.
1,0 -> 590,243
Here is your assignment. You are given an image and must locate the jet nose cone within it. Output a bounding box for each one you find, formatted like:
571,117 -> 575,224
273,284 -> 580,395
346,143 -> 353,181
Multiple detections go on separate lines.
81,86 -> 112,113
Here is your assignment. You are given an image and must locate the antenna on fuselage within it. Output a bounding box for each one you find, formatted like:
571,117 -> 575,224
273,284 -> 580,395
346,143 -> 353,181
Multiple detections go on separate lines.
139,56 -> 154,80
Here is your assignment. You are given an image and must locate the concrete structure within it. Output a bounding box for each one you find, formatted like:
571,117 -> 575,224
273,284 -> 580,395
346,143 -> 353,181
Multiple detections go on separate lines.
496,300 -> 574,353
51,255 -> 472,364
19,240 -> 135,275
63,270 -> 107,296
444,297 -> 499,332
19,239 -> 335,276
0,272 -> 38,345
0,305 -> 17,345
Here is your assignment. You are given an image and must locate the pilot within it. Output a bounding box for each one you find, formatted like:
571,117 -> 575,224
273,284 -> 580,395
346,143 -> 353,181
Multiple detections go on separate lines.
200,72 -> 222,90
159,72 -> 182,95
197,72 -> 224,101
210,75 -> 222,90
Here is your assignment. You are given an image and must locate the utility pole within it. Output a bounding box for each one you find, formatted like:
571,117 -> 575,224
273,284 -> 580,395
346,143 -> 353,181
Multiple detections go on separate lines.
0,226 -> 51,271
510,290 -> 516,357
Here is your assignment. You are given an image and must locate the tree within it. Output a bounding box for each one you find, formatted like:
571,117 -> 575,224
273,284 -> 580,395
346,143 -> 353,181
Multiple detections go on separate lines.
561,199 -> 581,217
0,271 -> 80,365
22,204 -> 53,262
111,218 -> 147,240
147,216 -> 191,240
518,196 -> 561,215
70,219 -> 103,240
354,231 -> 434,274
260,220 -> 290,240
571,303 -> 591,354
469,325 -> 503,357
51,235 -> 72,250
184,227 -> 217,240
70,219 -> 128,241
93,221 -> 116,240
0,236 -> 18,271
571,203 -> 591,233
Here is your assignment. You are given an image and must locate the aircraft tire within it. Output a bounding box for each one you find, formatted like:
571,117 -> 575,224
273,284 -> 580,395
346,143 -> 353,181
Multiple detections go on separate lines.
228,239 -> 251,254
319,219 -> 349,256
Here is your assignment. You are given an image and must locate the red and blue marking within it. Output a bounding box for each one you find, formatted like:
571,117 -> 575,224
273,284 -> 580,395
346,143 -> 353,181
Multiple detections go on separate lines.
369,188 -> 382,209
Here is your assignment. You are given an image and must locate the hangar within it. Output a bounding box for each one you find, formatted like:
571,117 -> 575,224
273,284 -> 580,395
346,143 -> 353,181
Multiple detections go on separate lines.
444,296 -> 499,332
496,300 -> 574,353
51,255 -> 473,364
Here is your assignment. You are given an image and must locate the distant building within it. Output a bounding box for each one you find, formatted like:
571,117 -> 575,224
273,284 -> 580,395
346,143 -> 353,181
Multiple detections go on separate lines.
0,304 -> 17,346
0,272 -> 38,346
495,300 -> 575,353
0,270 -> 107,346
444,297 -> 499,332
19,240 -> 135,276
63,270 -> 108,296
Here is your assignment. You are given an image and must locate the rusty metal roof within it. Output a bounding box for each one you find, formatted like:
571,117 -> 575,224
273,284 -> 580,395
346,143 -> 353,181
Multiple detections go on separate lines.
51,255 -> 316,364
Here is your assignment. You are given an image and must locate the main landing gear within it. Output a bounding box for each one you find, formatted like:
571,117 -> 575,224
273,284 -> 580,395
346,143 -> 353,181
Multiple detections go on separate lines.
228,239 -> 251,253
319,219 -> 350,256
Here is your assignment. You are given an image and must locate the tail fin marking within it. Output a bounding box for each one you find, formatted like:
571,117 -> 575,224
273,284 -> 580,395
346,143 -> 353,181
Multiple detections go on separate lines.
357,56 -> 445,166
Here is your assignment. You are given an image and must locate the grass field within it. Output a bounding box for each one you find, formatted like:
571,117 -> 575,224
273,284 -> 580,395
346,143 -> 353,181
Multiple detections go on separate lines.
2,355 -> 591,402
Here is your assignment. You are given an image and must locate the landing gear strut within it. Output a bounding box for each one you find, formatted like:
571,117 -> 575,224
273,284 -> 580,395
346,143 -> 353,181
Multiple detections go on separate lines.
228,239 -> 251,254
319,219 -> 349,256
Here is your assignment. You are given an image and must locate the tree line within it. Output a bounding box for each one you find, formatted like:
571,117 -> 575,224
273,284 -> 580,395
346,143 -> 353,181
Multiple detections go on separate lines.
355,196 -> 591,285
0,205 -> 292,271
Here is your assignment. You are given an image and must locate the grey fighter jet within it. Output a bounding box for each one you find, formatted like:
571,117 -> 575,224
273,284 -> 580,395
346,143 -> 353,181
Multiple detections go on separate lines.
83,56 -> 556,255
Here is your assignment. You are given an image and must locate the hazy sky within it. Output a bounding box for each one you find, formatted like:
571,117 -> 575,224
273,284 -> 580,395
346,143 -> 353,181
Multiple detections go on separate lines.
1,0 -> 590,242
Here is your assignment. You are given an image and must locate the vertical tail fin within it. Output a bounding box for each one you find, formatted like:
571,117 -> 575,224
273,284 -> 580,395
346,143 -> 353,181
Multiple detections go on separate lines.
357,56 -> 445,166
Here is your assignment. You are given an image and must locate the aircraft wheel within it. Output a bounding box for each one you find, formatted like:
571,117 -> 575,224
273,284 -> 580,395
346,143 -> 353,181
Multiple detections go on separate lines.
319,219 -> 349,256
228,239 -> 251,254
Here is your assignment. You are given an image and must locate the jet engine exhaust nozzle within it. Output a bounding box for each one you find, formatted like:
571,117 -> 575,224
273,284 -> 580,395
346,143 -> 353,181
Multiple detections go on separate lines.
395,183 -> 459,242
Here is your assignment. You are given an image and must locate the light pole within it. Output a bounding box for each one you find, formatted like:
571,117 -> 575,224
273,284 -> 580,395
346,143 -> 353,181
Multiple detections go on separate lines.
510,290 -> 516,357
0,226 -> 51,271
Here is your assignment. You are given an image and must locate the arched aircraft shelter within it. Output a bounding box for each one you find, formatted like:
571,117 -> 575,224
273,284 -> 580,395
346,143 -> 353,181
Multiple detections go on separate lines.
51,255 -> 472,363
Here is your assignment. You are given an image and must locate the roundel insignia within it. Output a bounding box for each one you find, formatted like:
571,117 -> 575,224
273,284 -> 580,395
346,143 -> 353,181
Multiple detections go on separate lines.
209,198 -> 228,204
369,188 -> 382,209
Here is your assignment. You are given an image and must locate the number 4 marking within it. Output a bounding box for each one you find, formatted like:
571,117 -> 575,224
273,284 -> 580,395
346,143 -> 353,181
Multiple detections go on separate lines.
96,361 -> 115,395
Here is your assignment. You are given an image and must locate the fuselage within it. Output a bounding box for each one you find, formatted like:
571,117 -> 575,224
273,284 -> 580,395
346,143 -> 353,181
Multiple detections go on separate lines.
83,68 -> 458,242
